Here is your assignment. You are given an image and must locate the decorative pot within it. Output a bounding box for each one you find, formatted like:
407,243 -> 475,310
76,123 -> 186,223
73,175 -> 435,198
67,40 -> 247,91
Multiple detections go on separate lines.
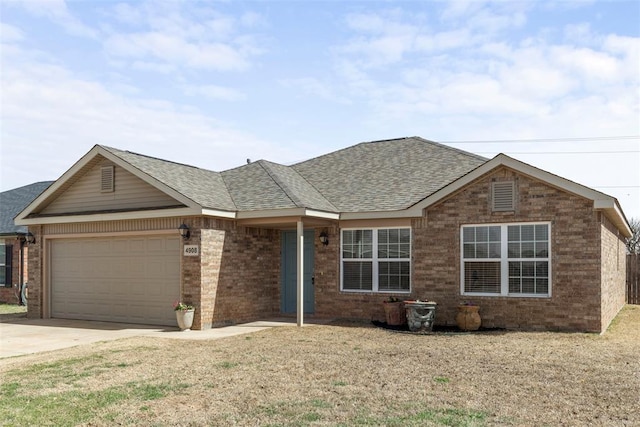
383,301 -> 406,326
404,301 -> 437,332
456,305 -> 481,331
176,309 -> 195,331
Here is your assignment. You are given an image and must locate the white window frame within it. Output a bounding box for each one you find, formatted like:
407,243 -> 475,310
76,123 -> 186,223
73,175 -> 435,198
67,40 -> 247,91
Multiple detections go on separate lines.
340,227 -> 411,293
460,222 -> 552,298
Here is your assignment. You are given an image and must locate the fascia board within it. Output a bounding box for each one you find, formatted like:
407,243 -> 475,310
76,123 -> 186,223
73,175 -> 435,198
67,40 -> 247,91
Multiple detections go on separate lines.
305,209 -> 340,220
414,154 -> 620,212
201,208 -> 237,219
236,208 -> 340,220
594,200 -> 633,237
15,145 -> 203,224
340,210 -> 420,220
15,207 -> 202,226
15,145 -> 104,223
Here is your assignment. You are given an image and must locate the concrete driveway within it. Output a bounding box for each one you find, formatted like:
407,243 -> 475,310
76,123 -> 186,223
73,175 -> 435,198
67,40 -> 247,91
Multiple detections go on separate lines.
0,317 -> 308,358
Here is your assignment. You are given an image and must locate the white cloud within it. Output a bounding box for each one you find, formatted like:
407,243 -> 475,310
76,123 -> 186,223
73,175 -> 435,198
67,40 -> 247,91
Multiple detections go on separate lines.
0,22 -> 24,41
183,84 -> 245,101
105,32 -> 251,71
0,45 -> 295,189
12,0 -> 97,38
102,1 -> 265,73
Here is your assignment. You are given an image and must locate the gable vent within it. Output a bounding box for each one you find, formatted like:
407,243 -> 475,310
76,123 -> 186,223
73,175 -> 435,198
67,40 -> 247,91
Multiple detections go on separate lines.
101,165 -> 115,193
492,181 -> 515,212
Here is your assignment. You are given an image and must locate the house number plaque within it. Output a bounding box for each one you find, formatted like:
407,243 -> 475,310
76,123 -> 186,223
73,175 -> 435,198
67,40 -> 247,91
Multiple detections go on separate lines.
183,245 -> 200,256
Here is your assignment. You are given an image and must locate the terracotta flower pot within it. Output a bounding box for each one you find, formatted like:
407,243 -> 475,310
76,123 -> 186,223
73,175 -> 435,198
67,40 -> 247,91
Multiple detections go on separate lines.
383,301 -> 406,326
456,305 -> 481,331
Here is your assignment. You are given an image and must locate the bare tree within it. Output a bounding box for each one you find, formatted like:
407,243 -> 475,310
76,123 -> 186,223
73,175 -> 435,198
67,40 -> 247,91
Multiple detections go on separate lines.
627,217 -> 640,254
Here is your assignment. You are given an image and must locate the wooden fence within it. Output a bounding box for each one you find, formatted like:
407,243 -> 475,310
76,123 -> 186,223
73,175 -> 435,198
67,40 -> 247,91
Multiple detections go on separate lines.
627,254 -> 639,305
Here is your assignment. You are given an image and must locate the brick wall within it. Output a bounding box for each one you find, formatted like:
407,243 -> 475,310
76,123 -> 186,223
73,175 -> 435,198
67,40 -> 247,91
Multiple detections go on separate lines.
0,237 -> 24,304
599,213 -> 627,331
414,168 -> 602,332
313,167 -> 609,332
212,222 -> 280,326
26,225 -> 43,319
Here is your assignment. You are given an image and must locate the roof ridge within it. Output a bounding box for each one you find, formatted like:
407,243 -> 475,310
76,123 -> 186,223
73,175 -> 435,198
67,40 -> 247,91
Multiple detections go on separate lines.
261,160 -> 339,212
258,160 -> 305,208
101,145 -> 217,172
408,136 -> 488,162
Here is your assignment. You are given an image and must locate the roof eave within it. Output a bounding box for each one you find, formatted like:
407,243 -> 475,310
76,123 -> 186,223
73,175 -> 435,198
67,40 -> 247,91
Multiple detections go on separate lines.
237,208 -> 339,220
15,145 -> 206,224
414,153 -> 632,237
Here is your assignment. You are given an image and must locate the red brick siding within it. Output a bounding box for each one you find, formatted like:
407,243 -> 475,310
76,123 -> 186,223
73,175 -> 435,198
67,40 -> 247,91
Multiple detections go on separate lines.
415,168 -> 602,332
0,238 -> 25,304
599,214 -> 627,331
313,226 -> 413,322
313,168 -> 608,332
26,225 -> 43,319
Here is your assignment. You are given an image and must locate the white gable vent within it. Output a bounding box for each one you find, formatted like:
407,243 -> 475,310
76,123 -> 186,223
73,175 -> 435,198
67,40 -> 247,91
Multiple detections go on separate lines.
101,165 -> 115,193
492,181 -> 515,212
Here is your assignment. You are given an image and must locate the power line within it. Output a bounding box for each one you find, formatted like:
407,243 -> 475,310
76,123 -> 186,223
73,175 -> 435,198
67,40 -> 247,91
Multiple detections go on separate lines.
442,135 -> 639,144
475,150 -> 639,154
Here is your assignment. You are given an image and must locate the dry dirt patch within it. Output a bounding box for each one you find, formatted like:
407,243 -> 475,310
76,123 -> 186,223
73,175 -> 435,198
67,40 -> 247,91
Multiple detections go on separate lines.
1,306 -> 639,426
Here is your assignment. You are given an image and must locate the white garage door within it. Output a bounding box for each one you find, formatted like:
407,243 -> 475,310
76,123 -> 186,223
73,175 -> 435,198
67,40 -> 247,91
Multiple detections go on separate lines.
51,235 -> 181,326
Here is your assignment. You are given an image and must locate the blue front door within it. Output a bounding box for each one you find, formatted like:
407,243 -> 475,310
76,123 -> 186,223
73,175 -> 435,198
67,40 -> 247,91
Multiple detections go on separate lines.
281,230 -> 315,314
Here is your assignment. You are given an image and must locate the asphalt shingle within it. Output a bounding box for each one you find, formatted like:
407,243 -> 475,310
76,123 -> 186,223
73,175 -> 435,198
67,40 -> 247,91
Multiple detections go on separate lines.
98,138 -> 487,214
102,146 -> 236,212
293,137 -> 487,212
0,182 -> 53,234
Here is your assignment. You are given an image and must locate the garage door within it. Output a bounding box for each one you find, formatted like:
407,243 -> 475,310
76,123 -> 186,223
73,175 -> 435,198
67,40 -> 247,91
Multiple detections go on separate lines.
50,235 -> 180,326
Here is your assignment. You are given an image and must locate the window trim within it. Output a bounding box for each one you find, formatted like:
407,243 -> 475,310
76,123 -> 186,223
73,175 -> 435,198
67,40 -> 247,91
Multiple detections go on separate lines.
340,227 -> 411,294
460,222 -> 552,298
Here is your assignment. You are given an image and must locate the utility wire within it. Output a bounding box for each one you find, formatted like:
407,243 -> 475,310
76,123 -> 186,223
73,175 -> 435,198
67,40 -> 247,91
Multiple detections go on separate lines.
442,135 -> 639,144
474,150 -> 639,154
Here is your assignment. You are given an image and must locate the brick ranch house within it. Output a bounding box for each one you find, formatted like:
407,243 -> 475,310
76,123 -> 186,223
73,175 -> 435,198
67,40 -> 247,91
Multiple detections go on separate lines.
16,137 -> 631,332
0,182 -> 53,304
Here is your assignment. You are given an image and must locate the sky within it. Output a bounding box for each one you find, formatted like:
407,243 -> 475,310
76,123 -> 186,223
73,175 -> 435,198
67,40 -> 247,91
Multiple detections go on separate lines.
1,0 -> 639,219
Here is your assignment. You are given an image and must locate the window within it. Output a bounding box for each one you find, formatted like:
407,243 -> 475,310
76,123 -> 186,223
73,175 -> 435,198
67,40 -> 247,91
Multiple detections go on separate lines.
341,228 -> 411,292
461,223 -> 550,297
0,243 -> 12,288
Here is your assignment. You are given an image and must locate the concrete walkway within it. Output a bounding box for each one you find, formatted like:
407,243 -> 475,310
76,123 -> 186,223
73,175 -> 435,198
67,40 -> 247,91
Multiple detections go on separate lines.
0,317 -> 322,359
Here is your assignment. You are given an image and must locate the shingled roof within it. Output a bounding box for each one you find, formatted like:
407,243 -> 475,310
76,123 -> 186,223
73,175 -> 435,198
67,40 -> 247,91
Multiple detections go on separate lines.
102,146 -> 236,211
0,182 -> 53,235
293,137 -> 487,212
98,136 -> 486,214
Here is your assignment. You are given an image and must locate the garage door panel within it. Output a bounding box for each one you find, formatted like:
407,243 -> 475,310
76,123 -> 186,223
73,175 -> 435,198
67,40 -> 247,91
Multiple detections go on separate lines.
51,235 -> 180,326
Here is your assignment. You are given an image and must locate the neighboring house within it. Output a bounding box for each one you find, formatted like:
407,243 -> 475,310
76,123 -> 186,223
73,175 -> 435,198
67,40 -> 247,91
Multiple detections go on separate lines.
15,137 -> 631,332
0,182 -> 53,304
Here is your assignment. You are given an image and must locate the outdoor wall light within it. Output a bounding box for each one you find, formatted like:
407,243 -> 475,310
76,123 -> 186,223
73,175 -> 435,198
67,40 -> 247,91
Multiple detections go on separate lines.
25,232 -> 36,245
178,224 -> 190,240
319,231 -> 329,246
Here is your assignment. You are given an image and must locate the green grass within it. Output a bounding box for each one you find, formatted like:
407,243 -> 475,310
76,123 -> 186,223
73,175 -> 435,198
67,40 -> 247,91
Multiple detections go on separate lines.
0,303 -> 27,315
352,407 -> 487,426
0,381 -> 180,426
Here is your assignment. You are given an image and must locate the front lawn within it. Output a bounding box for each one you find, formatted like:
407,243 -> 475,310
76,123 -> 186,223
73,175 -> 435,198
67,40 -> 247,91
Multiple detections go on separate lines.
1,305 -> 638,426
0,303 -> 27,321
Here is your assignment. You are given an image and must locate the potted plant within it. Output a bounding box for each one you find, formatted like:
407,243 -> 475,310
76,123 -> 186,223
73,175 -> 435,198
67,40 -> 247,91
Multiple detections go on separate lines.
382,296 -> 406,326
173,301 -> 195,331
456,302 -> 481,331
404,299 -> 437,332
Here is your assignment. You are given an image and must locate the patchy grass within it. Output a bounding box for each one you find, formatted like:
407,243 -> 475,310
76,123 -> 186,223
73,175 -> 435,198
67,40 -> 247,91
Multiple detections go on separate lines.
0,305 -> 638,426
0,303 -> 27,320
